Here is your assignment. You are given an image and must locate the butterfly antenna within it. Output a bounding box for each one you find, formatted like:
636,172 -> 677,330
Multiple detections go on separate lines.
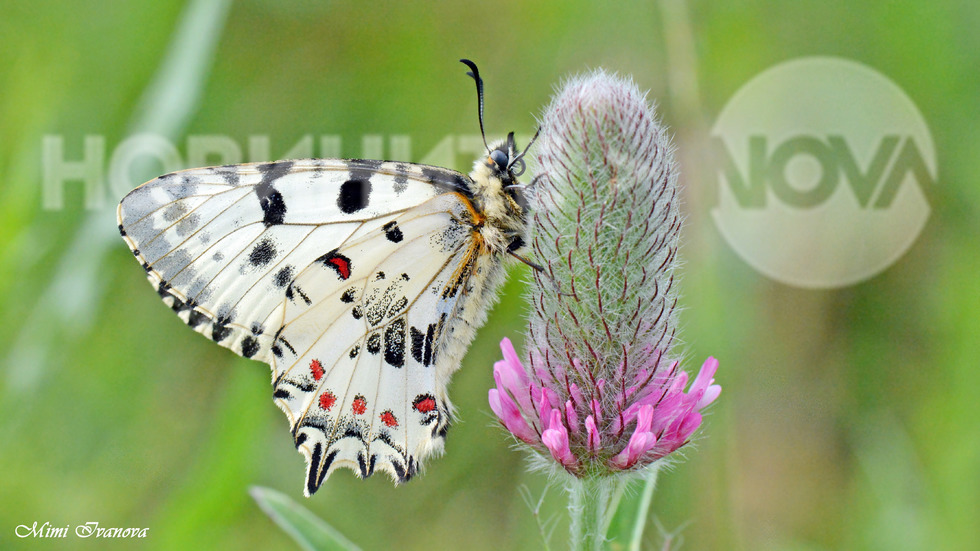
510,126 -> 541,168
460,58 -> 490,153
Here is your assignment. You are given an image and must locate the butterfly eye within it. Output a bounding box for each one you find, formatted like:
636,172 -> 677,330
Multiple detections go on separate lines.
490,149 -> 508,170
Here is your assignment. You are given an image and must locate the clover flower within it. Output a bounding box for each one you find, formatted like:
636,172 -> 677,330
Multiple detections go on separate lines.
489,70 -> 720,478
490,339 -> 720,475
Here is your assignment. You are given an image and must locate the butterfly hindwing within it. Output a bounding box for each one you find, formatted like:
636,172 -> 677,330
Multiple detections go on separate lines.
270,193 -> 482,492
118,159 -> 487,493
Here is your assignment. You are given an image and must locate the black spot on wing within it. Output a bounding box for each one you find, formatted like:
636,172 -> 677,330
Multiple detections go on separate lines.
365,287 -> 393,327
410,326 -> 424,365
162,203 -> 188,222
338,179 -> 372,214
388,296 -> 407,318
366,332 -> 381,354
316,448 -> 337,491
421,166 -> 473,197
346,159 -> 383,182
382,221 -> 403,243
307,442 -> 323,495
212,315 -> 232,342
383,318 -> 406,368
241,336 -> 259,358
286,282 -> 312,305
437,417 -> 451,439
211,166 -> 241,186
187,309 -> 209,328
423,323 -> 435,366
358,452 -> 376,479
392,163 -> 410,194
389,457 -> 418,483
340,288 -> 357,303
255,161 -> 292,226
273,265 -> 294,288
248,238 -> 276,267
168,294 -> 188,314
408,314 -> 446,367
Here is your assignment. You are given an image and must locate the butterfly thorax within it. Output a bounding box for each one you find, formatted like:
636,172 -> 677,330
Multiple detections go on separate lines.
467,154 -> 528,255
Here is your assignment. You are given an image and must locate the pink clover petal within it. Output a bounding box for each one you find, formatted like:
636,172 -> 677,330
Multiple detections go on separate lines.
498,338 -> 526,380
610,431 -> 655,469
542,386 -> 561,410
488,389 -> 537,443
590,398 -> 602,423
564,399 -> 579,434
698,384 -> 722,410
668,370 -> 689,394
569,383 -> 585,409
492,359 -> 522,396
677,411 -> 703,442
689,357 -> 719,394
608,405 -> 657,469
541,409 -> 576,467
585,415 -> 600,452
494,366 -> 534,413
534,387 -> 551,427
635,404 -> 654,433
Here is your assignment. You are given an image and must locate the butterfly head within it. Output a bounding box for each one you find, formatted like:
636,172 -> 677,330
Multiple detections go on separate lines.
486,132 -> 527,179
481,131 -> 538,214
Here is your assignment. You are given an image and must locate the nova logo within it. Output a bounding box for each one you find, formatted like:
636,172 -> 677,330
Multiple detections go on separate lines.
710,57 -> 936,288
714,135 -> 933,210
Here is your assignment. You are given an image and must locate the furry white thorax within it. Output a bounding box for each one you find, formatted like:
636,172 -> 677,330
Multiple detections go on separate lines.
467,156 -> 526,255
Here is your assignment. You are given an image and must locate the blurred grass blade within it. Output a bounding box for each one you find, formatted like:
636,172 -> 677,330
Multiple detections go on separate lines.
250,486 -> 362,551
605,467 -> 659,550
3,0 -> 232,393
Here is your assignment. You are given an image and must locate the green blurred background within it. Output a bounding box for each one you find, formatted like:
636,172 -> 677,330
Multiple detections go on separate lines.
1,1 -> 977,549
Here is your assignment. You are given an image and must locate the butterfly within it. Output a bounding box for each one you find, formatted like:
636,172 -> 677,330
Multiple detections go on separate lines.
117,60 -> 538,496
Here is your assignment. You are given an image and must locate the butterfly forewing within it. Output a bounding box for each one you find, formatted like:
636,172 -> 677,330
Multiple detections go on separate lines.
118,159 -> 484,493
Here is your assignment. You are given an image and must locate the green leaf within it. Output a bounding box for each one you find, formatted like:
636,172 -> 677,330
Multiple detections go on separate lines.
250,486 -> 362,551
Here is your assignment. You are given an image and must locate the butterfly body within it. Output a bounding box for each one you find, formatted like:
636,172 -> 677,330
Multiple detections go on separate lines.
119,139 -> 530,494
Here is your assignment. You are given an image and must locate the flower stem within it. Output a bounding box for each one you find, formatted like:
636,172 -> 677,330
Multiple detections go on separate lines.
569,476 -> 629,551
629,467 -> 660,551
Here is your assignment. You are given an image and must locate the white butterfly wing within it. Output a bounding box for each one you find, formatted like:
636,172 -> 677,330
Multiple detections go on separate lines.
118,159 -> 485,494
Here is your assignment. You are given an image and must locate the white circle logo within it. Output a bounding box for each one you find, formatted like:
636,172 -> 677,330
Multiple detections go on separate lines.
710,57 -> 936,288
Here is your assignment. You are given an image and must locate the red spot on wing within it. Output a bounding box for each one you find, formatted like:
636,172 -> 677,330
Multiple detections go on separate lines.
310,359 -> 324,381
413,394 -> 437,413
318,391 -> 336,411
352,395 -> 367,415
328,257 -> 351,279
380,410 -> 398,428
317,250 -> 352,280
